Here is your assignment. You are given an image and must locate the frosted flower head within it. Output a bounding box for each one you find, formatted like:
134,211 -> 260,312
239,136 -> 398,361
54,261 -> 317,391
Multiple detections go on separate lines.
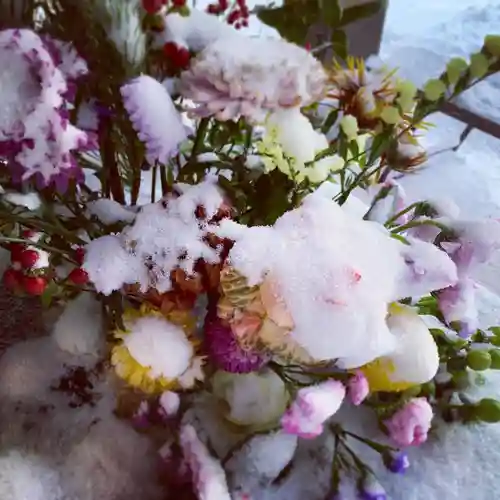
211,369 -> 289,430
204,316 -> 270,373
359,475 -> 387,500
111,305 -> 204,393
180,36 -> 326,123
0,29 -> 90,191
384,397 -> 433,447
328,57 -> 400,129
121,75 -> 188,165
383,450 -> 410,474
358,304 -> 439,392
281,380 -> 346,439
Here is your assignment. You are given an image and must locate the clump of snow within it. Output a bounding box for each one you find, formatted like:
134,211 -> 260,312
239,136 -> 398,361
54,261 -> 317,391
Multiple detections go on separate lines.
124,316 -> 193,379
225,429 -> 298,495
159,391 -> 181,417
2,191 -> 42,210
87,198 -> 136,225
217,190 -> 456,365
83,234 -> 147,296
0,451 -> 64,500
52,293 -> 104,356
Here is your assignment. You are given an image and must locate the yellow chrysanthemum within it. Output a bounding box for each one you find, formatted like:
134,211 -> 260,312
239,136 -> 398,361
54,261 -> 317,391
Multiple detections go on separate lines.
360,304 -> 439,392
111,304 -> 204,394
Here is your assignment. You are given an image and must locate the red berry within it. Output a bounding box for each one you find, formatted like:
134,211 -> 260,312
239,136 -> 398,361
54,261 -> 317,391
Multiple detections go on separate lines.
21,229 -> 35,239
218,0 -> 228,10
20,249 -> 39,269
234,22 -> 241,29
75,247 -> 86,266
227,10 -> 240,24
163,41 -> 179,59
142,0 -> 164,14
240,5 -> 249,17
22,276 -> 47,296
68,268 -> 89,285
241,18 -> 248,27
174,47 -> 191,69
207,4 -> 220,14
236,0 -> 246,7
2,268 -> 22,290
9,243 -> 25,263
172,0 -> 186,5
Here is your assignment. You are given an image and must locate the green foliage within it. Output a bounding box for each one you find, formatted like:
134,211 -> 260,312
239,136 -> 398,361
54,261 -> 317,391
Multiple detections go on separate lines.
256,0 -> 385,51
466,350 -> 492,371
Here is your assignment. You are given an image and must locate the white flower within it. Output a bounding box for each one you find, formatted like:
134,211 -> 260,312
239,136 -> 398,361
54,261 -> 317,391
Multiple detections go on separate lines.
121,75 -> 188,165
259,108 -> 344,184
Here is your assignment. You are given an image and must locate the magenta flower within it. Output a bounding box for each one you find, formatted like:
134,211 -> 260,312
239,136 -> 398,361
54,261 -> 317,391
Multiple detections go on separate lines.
347,370 -> 369,406
0,29 -> 90,191
180,36 -> 326,123
204,317 -> 270,374
121,75 -> 187,165
384,397 -> 433,447
281,380 -> 345,439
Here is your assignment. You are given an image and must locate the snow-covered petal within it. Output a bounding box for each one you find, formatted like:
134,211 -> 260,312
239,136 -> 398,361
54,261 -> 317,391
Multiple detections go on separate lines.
180,35 -> 326,123
437,279 -> 478,338
159,391 -> 181,417
0,29 -> 90,190
121,75 -> 187,165
87,198 -> 136,225
180,424 -> 232,500
395,237 -> 458,298
281,380 -> 346,439
359,304 -> 439,392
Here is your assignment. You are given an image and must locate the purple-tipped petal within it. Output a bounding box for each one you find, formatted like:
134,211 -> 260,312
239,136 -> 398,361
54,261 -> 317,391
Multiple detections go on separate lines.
204,317 -> 270,374
121,75 -> 187,165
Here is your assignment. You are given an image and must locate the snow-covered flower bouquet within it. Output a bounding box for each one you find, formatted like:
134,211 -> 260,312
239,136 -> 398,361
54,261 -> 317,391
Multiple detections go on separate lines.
3,1 -> 500,498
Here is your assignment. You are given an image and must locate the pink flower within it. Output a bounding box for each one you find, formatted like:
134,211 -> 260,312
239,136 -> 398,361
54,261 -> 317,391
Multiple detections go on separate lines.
121,75 -> 188,165
347,371 -> 369,406
384,397 -> 433,447
281,380 -> 346,439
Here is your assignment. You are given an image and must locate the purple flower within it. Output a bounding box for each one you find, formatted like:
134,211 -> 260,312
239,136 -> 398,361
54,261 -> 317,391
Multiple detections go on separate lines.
0,29 -> 89,191
359,475 -> 387,500
383,450 -> 410,474
204,317 -> 270,374
121,75 -> 187,166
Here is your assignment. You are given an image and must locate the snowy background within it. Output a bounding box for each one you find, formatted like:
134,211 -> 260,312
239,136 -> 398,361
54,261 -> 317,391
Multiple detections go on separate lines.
2,1 -> 500,499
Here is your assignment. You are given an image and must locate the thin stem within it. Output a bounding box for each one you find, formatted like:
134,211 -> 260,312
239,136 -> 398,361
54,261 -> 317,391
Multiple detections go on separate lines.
390,219 -> 448,234
384,201 -> 423,227
151,165 -> 157,203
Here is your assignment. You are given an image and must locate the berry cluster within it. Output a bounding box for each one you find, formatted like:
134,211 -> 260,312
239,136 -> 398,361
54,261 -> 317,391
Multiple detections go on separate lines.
163,42 -> 191,70
2,236 -> 90,297
206,0 -> 250,29
3,230 -> 50,296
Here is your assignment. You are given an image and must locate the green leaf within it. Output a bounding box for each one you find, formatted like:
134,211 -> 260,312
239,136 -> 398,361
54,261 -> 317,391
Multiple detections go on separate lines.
331,29 -> 348,60
469,52 -> 489,79
484,34 -> 500,57
321,0 -> 342,27
380,106 -> 400,125
339,0 -> 385,27
321,109 -> 339,135
489,326 -> 500,336
446,57 -> 468,85
41,281 -> 59,309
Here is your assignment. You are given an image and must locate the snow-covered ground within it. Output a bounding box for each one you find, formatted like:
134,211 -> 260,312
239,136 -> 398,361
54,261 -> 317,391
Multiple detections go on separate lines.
3,1 -> 500,499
